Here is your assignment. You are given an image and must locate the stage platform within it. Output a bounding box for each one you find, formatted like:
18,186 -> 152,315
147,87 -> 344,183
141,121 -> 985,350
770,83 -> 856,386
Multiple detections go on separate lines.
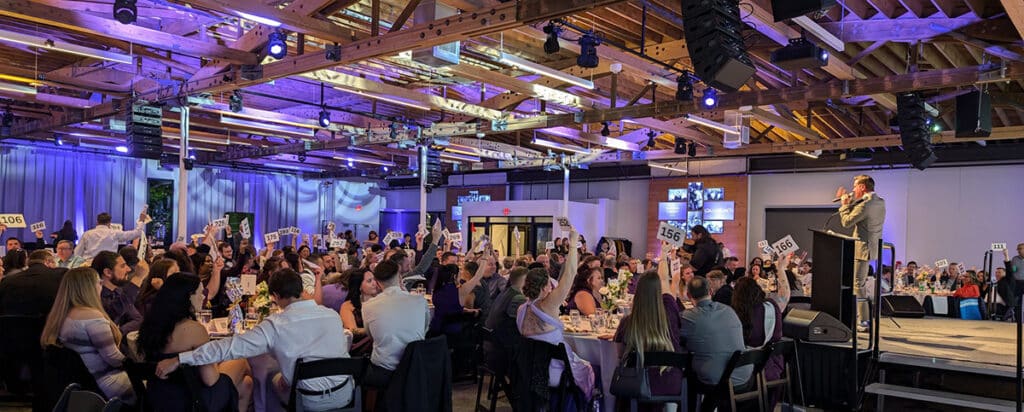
875,317 -> 1017,367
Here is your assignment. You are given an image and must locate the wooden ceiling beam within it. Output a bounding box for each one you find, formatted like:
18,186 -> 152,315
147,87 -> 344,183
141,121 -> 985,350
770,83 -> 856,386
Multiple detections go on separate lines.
816,17 -> 983,42
743,0 -> 899,111
0,0 -> 258,65
176,0 -> 352,44
863,0 -> 903,18
499,63 -> 1024,132
749,107 -> 822,140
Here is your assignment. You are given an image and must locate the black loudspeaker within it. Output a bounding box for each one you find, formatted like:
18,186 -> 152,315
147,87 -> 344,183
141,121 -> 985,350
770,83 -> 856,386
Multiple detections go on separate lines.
955,90 -> 992,138
680,0 -> 755,92
880,295 -> 926,318
674,137 -> 687,154
783,309 -> 851,342
896,92 -> 938,170
770,0 -> 837,22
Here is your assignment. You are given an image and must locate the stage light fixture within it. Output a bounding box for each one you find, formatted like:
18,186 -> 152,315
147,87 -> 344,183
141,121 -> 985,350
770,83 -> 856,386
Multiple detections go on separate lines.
576,32 -> 600,69
675,71 -> 693,101
543,22 -> 561,54
229,91 -> 243,113
115,145 -> 129,153
317,83 -> 330,128
687,141 -> 697,157
267,32 -> 287,59
55,134 -> 64,146
674,137 -> 687,154
600,122 -> 610,137
113,0 -> 137,24
770,37 -> 829,70
382,166 -> 389,172
646,130 -> 657,148
701,88 -> 718,109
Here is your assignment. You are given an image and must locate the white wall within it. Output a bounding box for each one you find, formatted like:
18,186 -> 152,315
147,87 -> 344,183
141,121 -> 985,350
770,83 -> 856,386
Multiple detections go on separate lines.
510,179 -> 650,255
748,164 -> 1024,268
461,200 -> 601,250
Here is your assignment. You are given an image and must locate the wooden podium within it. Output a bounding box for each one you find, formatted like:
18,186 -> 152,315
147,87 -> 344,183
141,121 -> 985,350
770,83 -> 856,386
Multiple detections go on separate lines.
809,229 -> 858,329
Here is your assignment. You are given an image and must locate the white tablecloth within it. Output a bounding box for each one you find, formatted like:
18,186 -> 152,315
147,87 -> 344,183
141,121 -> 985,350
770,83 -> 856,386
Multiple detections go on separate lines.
564,334 -> 619,411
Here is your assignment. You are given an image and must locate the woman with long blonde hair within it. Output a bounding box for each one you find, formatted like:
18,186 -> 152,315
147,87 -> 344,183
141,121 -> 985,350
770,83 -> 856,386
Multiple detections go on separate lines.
613,270 -> 684,411
41,267 -> 134,403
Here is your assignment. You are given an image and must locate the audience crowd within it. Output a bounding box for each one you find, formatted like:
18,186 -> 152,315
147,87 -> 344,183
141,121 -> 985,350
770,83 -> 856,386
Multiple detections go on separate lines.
0,214 -> 1020,411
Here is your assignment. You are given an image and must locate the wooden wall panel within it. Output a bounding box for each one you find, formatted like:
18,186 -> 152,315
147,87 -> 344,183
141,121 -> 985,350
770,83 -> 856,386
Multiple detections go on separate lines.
647,175 -> 748,262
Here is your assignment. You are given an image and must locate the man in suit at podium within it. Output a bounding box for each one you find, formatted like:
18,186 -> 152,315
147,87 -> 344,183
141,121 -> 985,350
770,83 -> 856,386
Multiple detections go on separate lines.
836,175 -> 886,330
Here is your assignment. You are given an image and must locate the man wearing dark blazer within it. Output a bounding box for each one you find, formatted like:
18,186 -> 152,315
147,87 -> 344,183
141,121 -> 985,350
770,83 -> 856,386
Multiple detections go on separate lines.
0,250 -> 67,316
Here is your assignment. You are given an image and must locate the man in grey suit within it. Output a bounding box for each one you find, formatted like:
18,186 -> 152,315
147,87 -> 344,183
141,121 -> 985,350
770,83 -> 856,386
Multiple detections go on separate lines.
836,174 -> 886,328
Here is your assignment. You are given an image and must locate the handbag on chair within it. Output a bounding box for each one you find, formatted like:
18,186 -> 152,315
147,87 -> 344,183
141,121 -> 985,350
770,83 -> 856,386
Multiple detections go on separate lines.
609,351 -> 651,400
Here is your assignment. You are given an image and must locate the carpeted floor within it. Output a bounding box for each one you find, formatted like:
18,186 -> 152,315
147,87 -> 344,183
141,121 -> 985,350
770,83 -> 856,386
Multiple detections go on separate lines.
877,317 -> 1017,366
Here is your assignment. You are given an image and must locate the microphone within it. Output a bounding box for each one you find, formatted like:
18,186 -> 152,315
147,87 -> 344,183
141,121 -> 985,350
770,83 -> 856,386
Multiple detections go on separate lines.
832,193 -> 850,203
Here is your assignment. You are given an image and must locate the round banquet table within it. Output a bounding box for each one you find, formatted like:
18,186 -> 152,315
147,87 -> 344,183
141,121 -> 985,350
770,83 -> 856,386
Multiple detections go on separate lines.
563,333 -> 620,412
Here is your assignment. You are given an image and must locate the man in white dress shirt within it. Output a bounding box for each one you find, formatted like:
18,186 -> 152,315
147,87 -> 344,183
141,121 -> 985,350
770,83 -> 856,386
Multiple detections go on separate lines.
156,269 -> 353,411
362,258 -> 430,387
73,212 -> 146,261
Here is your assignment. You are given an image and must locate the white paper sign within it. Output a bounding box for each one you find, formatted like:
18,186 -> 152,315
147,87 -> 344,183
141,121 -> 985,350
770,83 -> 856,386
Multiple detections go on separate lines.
556,216 -> 572,231
289,227 -> 301,235
265,232 -> 280,244
110,223 -> 123,231
176,235 -> 186,243
313,234 -> 323,248
0,214 -> 26,228
757,240 -> 769,249
30,221 -> 46,232
277,228 -> 289,236
513,226 -> 521,240
330,238 -> 346,249
383,231 -> 402,246
545,241 -> 555,250
211,218 -> 228,229
992,243 -> 1007,251
240,218 -> 251,239
935,259 -> 949,268
449,232 -> 463,244
338,253 -> 349,270
442,228 -> 451,241
772,235 -> 799,256
656,222 -> 686,247
240,274 -> 257,295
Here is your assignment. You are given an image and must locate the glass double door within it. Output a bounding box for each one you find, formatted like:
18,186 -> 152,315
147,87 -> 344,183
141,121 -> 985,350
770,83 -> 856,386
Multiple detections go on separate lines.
467,216 -> 553,258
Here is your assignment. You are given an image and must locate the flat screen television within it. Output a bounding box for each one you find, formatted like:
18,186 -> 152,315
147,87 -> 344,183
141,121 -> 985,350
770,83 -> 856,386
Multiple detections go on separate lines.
451,205 -> 463,221
705,220 -> 724,234
667,189 -> 686,202
658,202 -> 687,221
704,187 -> 724,201
703,201 -> 735,221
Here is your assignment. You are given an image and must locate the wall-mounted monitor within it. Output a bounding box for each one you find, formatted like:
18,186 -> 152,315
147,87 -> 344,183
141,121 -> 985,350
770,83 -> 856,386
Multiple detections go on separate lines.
668,188 -> 686,201
687,210 -> 703,228
705,220 -> 724,234
704,187 -> 724,201
451,205 -> 463,221
703,201 -> 735,221
688,182 -> 704,210
658,202 -> 687,221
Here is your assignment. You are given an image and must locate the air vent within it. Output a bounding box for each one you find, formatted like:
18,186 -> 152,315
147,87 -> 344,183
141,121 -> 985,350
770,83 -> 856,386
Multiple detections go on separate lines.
411,0 -> 460,67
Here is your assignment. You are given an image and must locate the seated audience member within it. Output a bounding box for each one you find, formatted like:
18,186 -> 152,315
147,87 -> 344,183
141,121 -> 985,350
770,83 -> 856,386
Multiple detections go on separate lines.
707,270 -> 732,306
569,266 -> 605,316
362,260 -> 430,387
41,268 -> 136,403
733,276 -> 786,409
937,263 -> 960,289
137,273 -> 252,411
54,220 -> 79,246
795,259 -> 813,294
74,212 -> 146,261
321,269 -> 350,312
2,248 -> 28,277
953,272 -> 981,298
486,267 -> 528,331
136,258 -> 178,317
602,256 -> 617,282
613,271 -> 683,411
157,269 -> 352,411
340,268 -> 379,356
469,256 -> 507,320
92,251 -> 142,334
429,264 -> 468,337
117,246 -> 144,304
677,262 -> 695,300
996,252 -> 1018,318
680,277 -> 750,387
55,240 -> 84,268
0,250 -> 67,316
748,259 -> 769,291
516,230 -> 598,404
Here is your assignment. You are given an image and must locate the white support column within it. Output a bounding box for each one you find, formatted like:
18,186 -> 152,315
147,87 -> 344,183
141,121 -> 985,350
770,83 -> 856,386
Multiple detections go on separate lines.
562,166 -> 569,217
177,106 -> 189,241
419,145 -> 427,230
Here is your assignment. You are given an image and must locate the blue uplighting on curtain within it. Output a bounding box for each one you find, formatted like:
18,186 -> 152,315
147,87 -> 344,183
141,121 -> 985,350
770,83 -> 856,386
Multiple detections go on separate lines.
0,144 -> 383,248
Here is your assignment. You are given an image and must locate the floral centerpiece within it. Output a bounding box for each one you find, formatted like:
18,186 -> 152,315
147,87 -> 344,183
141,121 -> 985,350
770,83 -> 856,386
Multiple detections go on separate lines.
598,269 -> 633,311
248,281 -> 273,319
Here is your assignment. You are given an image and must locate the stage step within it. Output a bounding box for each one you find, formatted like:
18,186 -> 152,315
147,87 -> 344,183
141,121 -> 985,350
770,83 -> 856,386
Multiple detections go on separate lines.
878,352 -> 1019,378
866,383 -> 1018,411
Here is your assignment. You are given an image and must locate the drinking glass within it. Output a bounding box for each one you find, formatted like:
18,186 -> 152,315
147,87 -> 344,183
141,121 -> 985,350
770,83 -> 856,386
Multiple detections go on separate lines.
243,312 -> 259,331
416,286 -> 427,295
569,309 -> 581,329
198,310 -> 213,326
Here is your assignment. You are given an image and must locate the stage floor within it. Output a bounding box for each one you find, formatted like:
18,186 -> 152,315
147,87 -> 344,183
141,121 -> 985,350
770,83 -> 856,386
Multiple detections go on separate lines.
875,317 -> 1018,367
